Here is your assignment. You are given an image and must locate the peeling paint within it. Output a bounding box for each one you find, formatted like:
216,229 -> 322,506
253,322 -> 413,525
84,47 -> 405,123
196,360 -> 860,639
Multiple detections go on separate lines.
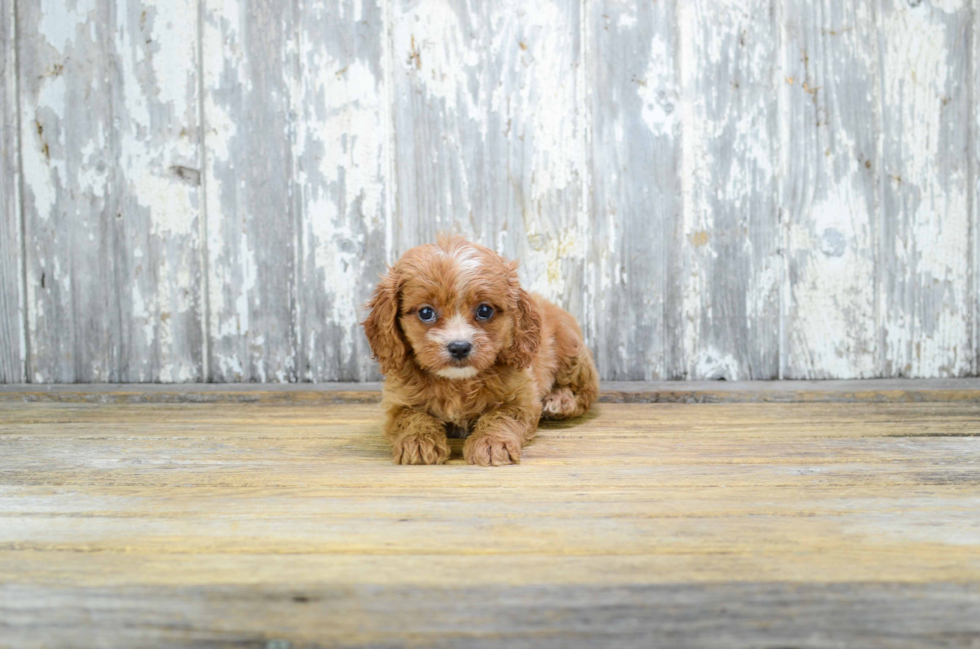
780,0 -> 880,380
676,0 -> 780,379
4,0 -> 977,384
880,0 -> 972,377
38,0 -> 96,55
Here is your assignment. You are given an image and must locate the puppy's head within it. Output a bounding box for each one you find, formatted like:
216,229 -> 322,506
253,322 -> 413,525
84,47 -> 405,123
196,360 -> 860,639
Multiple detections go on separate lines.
363,235 -> 541,379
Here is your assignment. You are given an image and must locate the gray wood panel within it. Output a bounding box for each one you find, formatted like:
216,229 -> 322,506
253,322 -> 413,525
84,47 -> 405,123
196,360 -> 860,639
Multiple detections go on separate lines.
2,0 -> 978,383
18,0 -> 115,382
18,0 -> 204,383
3,378 -> 980,404
388,0 -> 483,249
781,0 -> 880,378
109,0 -> 206,383
0,0 -> 23,383
879,0 -> 973,377
669,0 -> 781,380
588,0 -> 678,380
389,0 -> 589,324
294,0 -> 388,382
202,0 -> 299,382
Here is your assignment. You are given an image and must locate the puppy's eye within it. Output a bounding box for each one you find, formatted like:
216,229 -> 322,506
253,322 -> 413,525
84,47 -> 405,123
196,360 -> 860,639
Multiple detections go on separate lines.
418,307 -> 437,323
475,304 -> 494,320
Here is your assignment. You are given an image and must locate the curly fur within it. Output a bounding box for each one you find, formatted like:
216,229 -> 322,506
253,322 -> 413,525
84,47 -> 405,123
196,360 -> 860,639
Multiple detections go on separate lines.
363,234 -> 599,466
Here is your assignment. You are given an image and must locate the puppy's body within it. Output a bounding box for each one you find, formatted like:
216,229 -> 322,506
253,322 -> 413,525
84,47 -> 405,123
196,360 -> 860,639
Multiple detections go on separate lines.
364,235 -> 598,466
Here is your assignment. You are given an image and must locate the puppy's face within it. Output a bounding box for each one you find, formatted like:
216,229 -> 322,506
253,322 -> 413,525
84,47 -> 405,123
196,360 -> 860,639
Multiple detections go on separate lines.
398,246 -> 512,379
364,237 -> 540,379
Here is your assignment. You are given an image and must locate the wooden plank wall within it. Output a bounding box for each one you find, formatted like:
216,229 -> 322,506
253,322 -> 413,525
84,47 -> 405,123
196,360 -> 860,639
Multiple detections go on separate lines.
0,0 -> 23,383
1,0 -> 977,383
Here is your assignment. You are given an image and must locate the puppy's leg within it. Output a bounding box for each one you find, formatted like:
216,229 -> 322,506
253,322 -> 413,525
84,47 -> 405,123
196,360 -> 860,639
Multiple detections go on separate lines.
385,407 -> 451,465
542,347 -> 599,420
464,404 -> 539,466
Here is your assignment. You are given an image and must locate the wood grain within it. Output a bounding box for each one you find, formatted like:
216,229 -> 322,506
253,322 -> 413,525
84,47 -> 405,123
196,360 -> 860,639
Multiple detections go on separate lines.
18,0 -> 114,382
110,0 -> 206,383
294,0 -> 389,382
202,0 -> 299,382
3,378 -> 980,403
2,1 -> 979,384
587,0 -> 678,380
1,397 -> 978,645
18,0 -> 204,383
781,0 -> 879,378
389,0 -> 589,323
2,581 -> 978,649
0,0 -> 23,383
671,0 -> 780,380
879,0 -> 973,378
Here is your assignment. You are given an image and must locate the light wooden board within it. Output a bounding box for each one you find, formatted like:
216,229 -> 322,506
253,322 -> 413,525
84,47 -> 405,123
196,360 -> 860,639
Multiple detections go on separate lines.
294,0 -> 388,382
18,0 -> 205,383
879,0 -> 973,378
781,0 -> 879,378
587,0 -> 677,380
202,0 -> 299,382
389,0 -> 589,323
671,0 -> 781,380
18,0 -> 113,382
0,0 -> 23,383
1,396 -> 979,645
2,581 -> 977,649
202,0 -> 390,383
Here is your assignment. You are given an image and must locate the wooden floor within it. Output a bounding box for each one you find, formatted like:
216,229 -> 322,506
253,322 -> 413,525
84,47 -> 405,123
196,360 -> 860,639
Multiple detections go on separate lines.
1,382 -> 979,647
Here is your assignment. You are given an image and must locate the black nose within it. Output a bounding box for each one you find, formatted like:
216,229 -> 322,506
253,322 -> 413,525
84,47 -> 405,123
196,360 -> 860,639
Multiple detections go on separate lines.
447,341 -> 472,360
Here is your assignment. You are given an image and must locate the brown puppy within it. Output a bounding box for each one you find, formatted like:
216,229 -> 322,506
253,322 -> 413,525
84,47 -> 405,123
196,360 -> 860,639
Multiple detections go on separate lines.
363,234 -> 598,466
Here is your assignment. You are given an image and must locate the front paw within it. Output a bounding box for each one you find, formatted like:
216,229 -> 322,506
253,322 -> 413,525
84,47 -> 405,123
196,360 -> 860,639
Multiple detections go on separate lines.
392,431 -> 451,465
463,432 -> 522,466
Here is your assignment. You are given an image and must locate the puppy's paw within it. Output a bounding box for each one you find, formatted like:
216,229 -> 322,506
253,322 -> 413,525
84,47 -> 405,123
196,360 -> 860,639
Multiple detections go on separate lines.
463,432 -> 522,466
541,387 -> 578,420
392,431 -> 451,465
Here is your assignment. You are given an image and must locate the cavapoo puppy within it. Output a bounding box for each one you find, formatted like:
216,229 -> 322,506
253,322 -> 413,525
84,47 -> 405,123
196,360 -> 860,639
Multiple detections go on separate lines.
363,234 -> 599,466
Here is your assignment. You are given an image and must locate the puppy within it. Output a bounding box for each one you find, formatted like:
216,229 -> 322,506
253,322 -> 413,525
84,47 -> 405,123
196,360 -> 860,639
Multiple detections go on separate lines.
363,234 -> 599,466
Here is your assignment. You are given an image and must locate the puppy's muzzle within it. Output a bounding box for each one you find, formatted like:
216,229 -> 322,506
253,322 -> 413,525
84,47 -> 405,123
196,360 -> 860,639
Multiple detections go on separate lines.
447,341 -> 472,360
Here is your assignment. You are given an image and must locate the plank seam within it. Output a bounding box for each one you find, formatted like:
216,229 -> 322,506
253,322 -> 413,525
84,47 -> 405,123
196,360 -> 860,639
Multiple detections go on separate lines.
770,0 -> 781,381
873,0 -> 886,378
872,0 -> 884,380
669,0 -> 684,380
579,0 -> 593,360
196,0 -> 211,383
971,0 -> 978,376
775,0 -> 786,381
381,0 -> 396,265
106,1 -> 122,382
12,0 -> 29,383
664,0 -> 679,381
290,1 -> 303,383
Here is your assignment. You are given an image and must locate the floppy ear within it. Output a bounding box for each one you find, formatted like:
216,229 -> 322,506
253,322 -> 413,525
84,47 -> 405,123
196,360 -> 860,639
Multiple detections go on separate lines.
362,269 -> 408,374
501,288 -> 541,370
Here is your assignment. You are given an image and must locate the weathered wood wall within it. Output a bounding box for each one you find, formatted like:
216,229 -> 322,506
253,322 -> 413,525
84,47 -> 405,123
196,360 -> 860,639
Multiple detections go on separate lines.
1,0 -> 977,383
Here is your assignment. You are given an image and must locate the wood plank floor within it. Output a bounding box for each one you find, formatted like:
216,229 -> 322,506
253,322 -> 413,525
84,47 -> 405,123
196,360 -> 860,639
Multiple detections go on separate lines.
1,385 -> 979,647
